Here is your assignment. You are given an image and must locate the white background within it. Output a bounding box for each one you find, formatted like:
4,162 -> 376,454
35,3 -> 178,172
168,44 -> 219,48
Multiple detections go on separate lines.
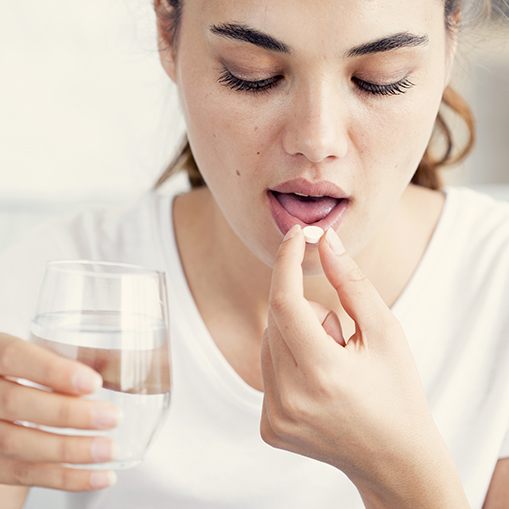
0,0 -> 186,202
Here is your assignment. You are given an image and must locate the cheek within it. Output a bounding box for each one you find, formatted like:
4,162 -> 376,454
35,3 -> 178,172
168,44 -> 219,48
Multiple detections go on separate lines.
180,76 -> 269,174
354,86 -> 443,181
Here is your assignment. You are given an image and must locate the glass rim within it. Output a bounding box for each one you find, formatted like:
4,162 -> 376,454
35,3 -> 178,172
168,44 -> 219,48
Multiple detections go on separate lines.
46,259 -> 165,278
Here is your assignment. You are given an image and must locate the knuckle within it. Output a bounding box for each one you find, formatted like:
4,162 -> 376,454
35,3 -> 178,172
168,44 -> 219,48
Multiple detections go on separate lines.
270,293 -> 291,315
274,247 -> 287,264
60,468 -> 92,491
58,437 -> 76,463
0,428 -> 16,457
50,467 -> 82,491
263,418 -> 285,446
0,383 -> 17,418
279,391 -> 302,421
60,466 -> 81,490
346,265 -> 368,284
39,359 -> 57,387
313,370 -> 335,400
12,461 -> 32,485
259,415 -> 276,445
269,414 -> 289,440
57,400 -> 73,427
260,427 -> 280,448
0,338 -> 19,374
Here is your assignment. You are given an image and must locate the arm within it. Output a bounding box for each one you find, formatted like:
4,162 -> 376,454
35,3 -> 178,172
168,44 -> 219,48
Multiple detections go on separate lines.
482,458 -> 509,508
351,444 -> 470,509
0,485 -> 29,509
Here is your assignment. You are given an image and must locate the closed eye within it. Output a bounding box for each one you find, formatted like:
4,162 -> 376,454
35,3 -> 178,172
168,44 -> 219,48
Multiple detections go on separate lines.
217,67 -> 415,97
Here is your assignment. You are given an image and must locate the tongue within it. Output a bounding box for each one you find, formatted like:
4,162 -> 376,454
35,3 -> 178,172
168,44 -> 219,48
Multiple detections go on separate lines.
275,193 -> 339,223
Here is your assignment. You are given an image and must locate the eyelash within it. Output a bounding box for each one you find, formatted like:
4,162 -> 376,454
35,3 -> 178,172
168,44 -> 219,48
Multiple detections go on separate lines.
217,68 -> 415,97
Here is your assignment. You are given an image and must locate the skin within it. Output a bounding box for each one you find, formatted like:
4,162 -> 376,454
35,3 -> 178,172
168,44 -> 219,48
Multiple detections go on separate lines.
157,1 -> 472,505
161,0 -> 453,388
0,0 -> 506,505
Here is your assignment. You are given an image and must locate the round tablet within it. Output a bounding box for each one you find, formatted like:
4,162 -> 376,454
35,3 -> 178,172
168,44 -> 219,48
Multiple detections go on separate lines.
302,226 -> 325,244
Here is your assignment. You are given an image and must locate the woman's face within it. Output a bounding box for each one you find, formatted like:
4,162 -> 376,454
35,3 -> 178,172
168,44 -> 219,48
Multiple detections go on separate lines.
158,0 -> 456,271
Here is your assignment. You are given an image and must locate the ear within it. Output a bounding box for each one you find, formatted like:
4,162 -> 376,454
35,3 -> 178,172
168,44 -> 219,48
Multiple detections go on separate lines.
155,0 -> 178,83
444,10 -> 461,87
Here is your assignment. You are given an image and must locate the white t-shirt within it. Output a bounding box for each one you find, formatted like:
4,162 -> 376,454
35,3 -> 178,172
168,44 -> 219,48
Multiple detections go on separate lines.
0,178 -> 508,509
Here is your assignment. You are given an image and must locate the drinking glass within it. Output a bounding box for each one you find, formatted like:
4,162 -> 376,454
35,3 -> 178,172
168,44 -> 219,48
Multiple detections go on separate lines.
29,260 -> 171,470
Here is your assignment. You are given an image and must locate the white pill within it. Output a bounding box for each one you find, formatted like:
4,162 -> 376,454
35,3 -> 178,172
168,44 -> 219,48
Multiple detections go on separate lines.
302,226 -> 325,244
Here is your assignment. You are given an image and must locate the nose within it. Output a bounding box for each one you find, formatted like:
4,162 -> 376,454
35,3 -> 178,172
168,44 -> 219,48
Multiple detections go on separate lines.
282,78 -> 349,164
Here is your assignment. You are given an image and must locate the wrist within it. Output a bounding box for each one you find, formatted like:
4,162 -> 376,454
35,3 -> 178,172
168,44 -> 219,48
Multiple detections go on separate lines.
347,449 -> 470,509
355,475 -> 470,509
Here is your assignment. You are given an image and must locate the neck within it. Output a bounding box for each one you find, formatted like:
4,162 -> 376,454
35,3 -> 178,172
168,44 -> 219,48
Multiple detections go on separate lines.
173,184 -> 421,342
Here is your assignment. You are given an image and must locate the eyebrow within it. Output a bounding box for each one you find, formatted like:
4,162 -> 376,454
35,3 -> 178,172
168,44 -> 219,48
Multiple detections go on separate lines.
346,32 -> 429,57
210,23 -> 291,53
209,23 -> 429,57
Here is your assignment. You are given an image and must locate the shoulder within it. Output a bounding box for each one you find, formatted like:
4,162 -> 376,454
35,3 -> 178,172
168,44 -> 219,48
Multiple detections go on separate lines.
441,186 -> 509,315
444,186 -> 509,261
1,191 -> 161,260
0,191 -> 163,339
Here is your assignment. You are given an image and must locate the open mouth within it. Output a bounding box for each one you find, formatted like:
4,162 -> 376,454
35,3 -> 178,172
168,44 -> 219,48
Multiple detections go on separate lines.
270,191 -> 342,224
267,190 -> 350,236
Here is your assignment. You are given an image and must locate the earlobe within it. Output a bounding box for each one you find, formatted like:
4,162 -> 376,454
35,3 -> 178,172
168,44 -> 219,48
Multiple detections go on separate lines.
157,31 -> 178,83
154,1 -> 178,83
444,31 -> 459,88
444,10 -> 461,87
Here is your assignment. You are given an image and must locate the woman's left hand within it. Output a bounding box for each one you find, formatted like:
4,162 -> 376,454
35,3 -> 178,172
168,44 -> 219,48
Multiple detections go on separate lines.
260,224 -> 463,505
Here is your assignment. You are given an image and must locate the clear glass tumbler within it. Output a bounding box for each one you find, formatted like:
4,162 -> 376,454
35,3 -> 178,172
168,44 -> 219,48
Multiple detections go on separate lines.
29,260 -> 171,470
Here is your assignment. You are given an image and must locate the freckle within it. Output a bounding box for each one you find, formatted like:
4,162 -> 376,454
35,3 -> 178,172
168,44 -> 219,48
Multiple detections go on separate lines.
254,126 -> 259,131
236,170 -> 241,176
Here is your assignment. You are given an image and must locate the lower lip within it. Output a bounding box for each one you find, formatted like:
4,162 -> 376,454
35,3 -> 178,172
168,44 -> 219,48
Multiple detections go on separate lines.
267,191 -> 350,238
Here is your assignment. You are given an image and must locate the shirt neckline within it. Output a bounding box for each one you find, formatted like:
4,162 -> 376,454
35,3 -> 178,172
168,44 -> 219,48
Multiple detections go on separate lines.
389,185 -> 456,317
159,189 -> 264,407
157,184 -> 457,406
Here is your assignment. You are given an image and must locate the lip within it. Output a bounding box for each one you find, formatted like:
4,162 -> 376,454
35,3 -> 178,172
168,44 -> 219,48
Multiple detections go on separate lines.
267,190 -> 350,238
269,177 -> 350,199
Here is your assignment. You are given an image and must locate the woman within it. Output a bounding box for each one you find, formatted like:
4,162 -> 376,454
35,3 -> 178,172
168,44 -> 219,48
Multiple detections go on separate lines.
0,0 -> 508,507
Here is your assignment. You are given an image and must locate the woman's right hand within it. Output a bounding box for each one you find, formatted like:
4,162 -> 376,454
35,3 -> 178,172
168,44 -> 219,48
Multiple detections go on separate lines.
0,332 -> 121,492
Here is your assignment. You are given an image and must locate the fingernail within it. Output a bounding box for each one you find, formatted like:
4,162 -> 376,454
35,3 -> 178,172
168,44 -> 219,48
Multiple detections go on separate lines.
91,404 -> 123,429
325,228 -> 345,256
90,471 -> 117,489
72,369 -> 102,393
283,224 -> 301,241
91,438 -> 117,462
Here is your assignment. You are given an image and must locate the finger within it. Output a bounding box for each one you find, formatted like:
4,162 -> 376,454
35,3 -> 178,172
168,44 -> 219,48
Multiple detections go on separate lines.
259,328 -> 284,444
0,378 -> 121,430
307,301 -> 347,347
266,311 -> 297,373
269,225 -> 344,366
0,420 -> 115,464
318,228 -> 393,335
0,333 -> 102,395
260,327 -> 283,403
0,458 -> 117,491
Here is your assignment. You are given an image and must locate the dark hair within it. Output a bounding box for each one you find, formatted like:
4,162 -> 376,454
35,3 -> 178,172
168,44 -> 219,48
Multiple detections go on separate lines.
152,0 -> 493,192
